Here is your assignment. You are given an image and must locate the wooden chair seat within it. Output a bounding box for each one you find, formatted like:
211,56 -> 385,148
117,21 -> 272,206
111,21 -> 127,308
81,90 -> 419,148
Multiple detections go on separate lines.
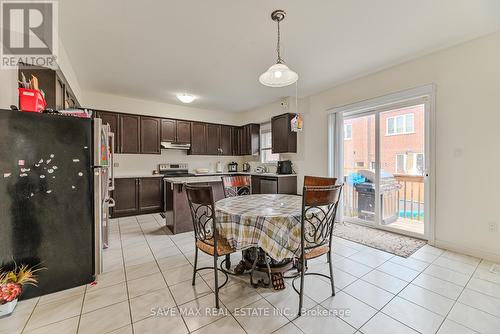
304,245 -> 330,260
196,238 -> 234,256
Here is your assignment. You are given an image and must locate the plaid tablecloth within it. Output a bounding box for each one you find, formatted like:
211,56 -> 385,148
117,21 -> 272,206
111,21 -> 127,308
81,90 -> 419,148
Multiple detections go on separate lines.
215,194 -> 302,261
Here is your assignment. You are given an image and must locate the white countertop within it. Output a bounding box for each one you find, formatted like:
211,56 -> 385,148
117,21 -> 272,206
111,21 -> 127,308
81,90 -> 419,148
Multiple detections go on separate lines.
193,172 -> 297,178
164,175 -> 225,184
115,174 -> 164,179
116,172 -> 297,182
165,173 -> 296,184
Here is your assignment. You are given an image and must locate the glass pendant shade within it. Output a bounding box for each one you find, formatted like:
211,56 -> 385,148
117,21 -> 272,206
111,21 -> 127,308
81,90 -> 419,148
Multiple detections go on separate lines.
259,63 -> 298,87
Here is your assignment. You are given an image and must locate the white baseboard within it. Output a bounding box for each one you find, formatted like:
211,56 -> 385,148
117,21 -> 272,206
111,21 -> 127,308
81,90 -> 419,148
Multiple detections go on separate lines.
433,239 -> 500,264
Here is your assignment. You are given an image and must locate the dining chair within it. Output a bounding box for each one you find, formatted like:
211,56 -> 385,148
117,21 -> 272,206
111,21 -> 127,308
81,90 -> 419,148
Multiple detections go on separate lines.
221,175 -> 252,197
292,179 -> 343,316
185,184 -> 234,309
220,175 -> 252,271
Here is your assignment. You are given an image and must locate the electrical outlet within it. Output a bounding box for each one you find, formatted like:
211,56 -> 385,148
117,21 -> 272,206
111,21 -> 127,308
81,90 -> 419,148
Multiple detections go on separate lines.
114,162 -> 119,167
488,222 -> 498,232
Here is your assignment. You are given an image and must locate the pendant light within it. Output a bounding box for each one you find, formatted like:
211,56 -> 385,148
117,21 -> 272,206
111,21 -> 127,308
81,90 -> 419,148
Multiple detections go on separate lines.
259,10 -> 299,87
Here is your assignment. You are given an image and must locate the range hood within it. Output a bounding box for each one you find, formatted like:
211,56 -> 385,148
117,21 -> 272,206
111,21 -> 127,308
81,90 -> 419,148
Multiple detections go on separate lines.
161,142 -> 191,150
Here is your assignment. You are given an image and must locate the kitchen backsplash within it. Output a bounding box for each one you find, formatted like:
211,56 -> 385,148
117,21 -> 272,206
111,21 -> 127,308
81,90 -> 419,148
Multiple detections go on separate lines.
114,150 -> 246,176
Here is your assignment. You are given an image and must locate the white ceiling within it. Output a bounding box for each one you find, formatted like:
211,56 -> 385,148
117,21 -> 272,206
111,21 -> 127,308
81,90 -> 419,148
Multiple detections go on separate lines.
59,0 -> 500,112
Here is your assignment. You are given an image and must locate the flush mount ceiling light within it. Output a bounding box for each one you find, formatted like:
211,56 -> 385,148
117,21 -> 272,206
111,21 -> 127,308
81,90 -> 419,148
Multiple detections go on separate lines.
176,93 -> 196,103
259,9 -> 298,88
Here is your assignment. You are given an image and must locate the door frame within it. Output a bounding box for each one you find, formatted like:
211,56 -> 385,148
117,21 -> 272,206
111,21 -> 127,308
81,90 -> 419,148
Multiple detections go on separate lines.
327,84 -> 436,242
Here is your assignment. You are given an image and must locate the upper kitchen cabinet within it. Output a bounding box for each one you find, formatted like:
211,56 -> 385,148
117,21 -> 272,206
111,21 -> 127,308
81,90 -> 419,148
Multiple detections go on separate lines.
272,113 -> 297,153
160,119 -> 176,142
220,125 -> 233,156
161,119 -> 192,144
18,63 -> 80,111
239,124 -> 260,155
190,122 -> 207,154
140,116 -> 161,154
206,123 -> 221,155
120,114 -> 141,154
95,111 -> 120,153
190,123 -> 236,156
176,120 -> 191,144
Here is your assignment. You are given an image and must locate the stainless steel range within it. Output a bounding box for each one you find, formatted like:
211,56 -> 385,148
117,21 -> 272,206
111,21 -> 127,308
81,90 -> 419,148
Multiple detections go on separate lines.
158,163 -> 195,178
159,163 -> 194,218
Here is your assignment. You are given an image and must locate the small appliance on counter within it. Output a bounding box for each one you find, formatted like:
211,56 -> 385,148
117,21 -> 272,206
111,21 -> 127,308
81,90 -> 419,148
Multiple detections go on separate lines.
216,161 -> 223,173
228,162 -> 238,172
242,162 -> 251,172
277,160 -> 293,174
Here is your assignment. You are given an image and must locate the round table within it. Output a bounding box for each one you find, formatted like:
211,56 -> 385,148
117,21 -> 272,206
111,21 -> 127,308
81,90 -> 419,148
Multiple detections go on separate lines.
215,194 -> 302,286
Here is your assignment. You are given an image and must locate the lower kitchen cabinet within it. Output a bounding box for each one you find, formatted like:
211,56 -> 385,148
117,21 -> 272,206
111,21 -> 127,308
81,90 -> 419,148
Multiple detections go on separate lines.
112,177 -> 163,217
138,178 -> 163,212
112,178 -> 139,217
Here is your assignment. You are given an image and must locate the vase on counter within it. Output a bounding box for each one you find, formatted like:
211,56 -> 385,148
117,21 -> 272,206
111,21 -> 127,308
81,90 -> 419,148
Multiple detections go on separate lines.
0,298 -> 18,317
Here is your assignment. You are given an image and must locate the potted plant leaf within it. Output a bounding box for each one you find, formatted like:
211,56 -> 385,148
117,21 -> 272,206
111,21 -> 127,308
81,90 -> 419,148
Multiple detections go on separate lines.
0,264 -> 43,317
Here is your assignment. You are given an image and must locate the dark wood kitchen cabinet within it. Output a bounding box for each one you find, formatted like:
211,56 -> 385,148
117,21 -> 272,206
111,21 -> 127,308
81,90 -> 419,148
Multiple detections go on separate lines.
140,117 -> 161,154
96,111 -> 120,153
272,113 -> 297,153
190,122 -> 207,154
112,177 -> 163,217
237,124 -> 260,155
18,63 -> 80,111
161,119 -> 191,144
120,114 -> 141,154
161,119 -> 176,142
112,178 -> 139,217
220,125 -> 233,156
176,121 -> 191,144
206,123 -> 221,155
138,178 -> 163,213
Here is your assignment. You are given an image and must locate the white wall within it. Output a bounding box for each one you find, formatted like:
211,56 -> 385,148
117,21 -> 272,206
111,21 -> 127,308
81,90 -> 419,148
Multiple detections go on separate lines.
241,31 -> 500,261
83,92 -> 247,175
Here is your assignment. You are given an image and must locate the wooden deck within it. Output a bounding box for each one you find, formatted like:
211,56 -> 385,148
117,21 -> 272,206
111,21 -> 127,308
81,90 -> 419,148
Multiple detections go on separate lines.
388,217 -> 425,235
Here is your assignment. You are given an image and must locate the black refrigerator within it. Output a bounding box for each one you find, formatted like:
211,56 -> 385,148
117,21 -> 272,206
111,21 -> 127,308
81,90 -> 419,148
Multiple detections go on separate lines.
0,109 -> 96,299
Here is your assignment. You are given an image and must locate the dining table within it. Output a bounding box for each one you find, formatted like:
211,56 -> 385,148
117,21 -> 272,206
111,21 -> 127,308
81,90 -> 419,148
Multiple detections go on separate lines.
215,193 -> 303,287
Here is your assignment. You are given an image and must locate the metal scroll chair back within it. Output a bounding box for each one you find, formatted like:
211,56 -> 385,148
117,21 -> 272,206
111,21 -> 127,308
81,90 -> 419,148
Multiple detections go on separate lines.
301,184 -> 343,254
185,185 -> 217,245
221,175 -> 252,197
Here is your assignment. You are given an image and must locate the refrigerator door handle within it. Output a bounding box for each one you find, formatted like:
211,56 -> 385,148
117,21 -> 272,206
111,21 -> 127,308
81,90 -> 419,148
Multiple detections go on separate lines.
109,132 -> 115,191
93,168 -> 103,275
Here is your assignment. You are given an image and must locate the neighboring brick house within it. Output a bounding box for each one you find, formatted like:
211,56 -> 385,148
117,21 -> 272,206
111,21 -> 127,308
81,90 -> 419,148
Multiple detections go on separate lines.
343,104 -> 425,176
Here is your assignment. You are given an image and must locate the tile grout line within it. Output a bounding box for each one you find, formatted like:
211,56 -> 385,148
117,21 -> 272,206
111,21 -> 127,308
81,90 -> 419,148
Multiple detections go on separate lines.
75,284 -> 88,334
375,248 -> 451,333
19,297 -> 41,334
136,217 -> 194,332
118,216 -> 138,334
433,258 -> 484,334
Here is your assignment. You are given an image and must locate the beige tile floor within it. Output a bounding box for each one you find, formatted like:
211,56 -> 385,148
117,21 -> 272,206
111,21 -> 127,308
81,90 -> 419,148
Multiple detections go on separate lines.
2,213 -> 500,334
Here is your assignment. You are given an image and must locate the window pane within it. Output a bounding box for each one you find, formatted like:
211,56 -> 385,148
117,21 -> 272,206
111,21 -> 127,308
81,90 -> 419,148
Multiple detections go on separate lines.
396,116 -> 404,133
416,153 -> 424,175
406,114 -> 414,133
261,149 -> 279,163
261,131 -> 272,149
396,154 -> 404,173
344,124 -> 352,139
387,118 -> 394,134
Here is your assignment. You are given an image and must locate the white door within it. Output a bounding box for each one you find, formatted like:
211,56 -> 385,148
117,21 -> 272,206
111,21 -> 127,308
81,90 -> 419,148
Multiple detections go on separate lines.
331,86 -> 434,240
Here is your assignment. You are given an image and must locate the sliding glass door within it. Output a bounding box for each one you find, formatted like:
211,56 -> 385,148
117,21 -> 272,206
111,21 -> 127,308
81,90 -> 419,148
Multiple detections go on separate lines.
342,114 -> 376,225
336,92 -> 431,239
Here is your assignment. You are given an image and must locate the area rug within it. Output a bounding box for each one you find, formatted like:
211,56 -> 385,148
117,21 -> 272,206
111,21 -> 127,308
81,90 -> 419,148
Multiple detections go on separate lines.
333,222 -> 426,257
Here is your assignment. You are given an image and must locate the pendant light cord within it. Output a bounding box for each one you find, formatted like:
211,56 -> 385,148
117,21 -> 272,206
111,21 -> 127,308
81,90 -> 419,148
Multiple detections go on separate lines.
276,20 -> 282,64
